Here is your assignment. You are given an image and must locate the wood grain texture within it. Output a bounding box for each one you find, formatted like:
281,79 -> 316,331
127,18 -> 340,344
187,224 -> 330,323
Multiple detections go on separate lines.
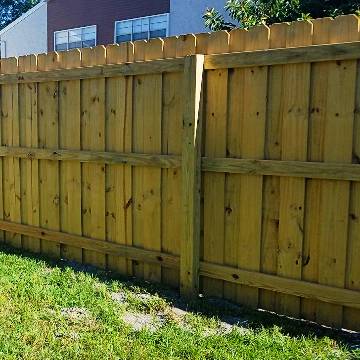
260,22 -> 287,312
142,39 -> 164,282
18,54 -> 40,253
202,157 -> 360,181
105,42 -> 133,275
200,262 -> 360,309
202,30 -> 229,298
0,220 -> 179,269
205,40 -> 360,70
344,44 -> 360,332
59,49 -> 82,262
0,146 -> 180,168
38,52 -> 61,258
81,46 -> 107,268
180,54 -> 204,297
223,28 -> 246,302
162,35 -> 196,288
235,25 -> 269,308
1,57 -> 21,248
277,21 -> 312,317
301,17 -> 331,323
0,58 -> 185,84
316,15 -> 358,328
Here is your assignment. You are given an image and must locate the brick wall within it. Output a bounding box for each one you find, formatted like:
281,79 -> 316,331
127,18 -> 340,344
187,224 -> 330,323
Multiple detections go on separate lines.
47,0 -> 170,51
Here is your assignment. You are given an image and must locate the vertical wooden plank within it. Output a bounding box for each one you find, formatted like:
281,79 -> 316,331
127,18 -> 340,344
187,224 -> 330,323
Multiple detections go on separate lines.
132,39 -> 164,282
81,46 -> 107,269
19,54 -> 40,252
195,33 -> 210,54
162,35 -> 196,288
235,25 -> 269,308
345,57 -> 360,331
38,52 -> 61,258
180,54 -> 204,298
277,21 -> 312,317
59,49 -> 82,262
260,22 -> 287,312
301,17 -> 331,322
223,29 -> 245,302
132,40 -> 147,279
1,57 -> 21,248
143,38 -> 163,282
316,15 -> 358,328
105,42 -> 133,275
162,36 -> 181,287
203,31 -> 229,298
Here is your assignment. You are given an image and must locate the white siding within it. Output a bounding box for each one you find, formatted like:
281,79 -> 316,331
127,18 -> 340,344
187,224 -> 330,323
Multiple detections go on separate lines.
169,0 -> 228,36
0,1 -> 47,58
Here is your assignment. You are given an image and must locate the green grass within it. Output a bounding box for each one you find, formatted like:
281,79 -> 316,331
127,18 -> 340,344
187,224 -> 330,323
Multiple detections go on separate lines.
0,245 -> 358,360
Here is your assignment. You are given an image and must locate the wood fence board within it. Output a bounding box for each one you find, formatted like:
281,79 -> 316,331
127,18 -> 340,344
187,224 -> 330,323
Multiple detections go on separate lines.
317,15 -> 358,328
105,43 -> 129,275
260,22 -> 287,312
235,25 -> 269,308
81,46 -> 107,268
132,40 -> 147,279
58,49 -> 82,262
223,28 -> 246,302
203,30 -> 229,298
301,17 -> 331,323
142,39 -> 163,282
162,35 -> 196,287
161,36 -> 181,287
277,21 -> 312,317
1,58 -> 21,248
345,33 -> 360,331
38,52 -> 61,257
180,54 -> 204,297
18,54 -> 40,253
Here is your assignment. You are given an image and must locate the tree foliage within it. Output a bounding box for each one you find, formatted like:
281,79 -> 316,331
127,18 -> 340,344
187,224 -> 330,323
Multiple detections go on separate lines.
204,0 -> 360,31
0,0 -> 39,30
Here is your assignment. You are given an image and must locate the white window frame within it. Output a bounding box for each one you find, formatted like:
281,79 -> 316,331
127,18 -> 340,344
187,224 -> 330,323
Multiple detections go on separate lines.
114,13 -> 170,43
54,25 -> 97,51
0,40 -> 5,59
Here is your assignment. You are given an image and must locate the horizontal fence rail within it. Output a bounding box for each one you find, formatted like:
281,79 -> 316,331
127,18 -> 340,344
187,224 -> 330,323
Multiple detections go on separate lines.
205,41 -> 360,69
1,219 -> 359,310
0,57 -> 185,84
1,147 -> 360,181
202,158 -> 360,181
0,147 -> 181,168
0,220 -> 179,268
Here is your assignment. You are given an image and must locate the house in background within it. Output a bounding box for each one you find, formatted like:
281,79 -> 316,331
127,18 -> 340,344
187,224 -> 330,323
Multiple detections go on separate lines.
0,0 -> 226,58
0,0 -> 47,58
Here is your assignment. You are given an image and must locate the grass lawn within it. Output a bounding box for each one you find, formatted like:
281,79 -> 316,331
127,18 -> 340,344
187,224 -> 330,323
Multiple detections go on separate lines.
0,245 -> 359,360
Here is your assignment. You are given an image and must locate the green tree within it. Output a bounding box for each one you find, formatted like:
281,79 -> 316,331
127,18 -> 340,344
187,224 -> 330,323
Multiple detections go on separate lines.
0,0 -> 39,30
204,0 -> 360,31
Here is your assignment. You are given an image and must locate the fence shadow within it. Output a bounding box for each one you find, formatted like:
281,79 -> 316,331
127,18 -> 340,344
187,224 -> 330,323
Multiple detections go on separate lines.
0,244 -> 358,351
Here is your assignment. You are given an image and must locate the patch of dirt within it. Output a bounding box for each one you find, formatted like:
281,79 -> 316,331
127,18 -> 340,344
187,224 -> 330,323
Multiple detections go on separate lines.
61,307 -> 92,323
122,312 -> 162,332
111,292 -> 127,304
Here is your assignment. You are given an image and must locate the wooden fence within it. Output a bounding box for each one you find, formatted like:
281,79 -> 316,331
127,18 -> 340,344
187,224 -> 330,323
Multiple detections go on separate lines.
0,15 -> 359,331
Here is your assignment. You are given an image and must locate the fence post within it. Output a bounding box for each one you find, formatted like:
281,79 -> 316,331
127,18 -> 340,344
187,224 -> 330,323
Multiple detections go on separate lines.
180,54 -> 205,298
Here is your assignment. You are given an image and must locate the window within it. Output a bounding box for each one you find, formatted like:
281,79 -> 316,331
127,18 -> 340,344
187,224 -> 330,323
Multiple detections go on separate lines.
115,14 -> 168,43
54,25 -> 96,51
